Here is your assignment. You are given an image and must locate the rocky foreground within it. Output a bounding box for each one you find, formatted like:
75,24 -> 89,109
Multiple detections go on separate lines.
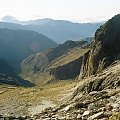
0,60 -> 120,119
1,61 -> 119,120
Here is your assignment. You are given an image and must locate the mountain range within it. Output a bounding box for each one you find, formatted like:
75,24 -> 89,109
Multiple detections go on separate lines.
0,15 -> 103,43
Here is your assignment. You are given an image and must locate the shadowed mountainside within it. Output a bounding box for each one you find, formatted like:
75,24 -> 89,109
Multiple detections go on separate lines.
0,59 -> 34,86
0,28 -> 57,71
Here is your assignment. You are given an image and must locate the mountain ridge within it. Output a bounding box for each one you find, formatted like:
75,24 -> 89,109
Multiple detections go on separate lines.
21,40 -> 89,85
0,16 -> 103,43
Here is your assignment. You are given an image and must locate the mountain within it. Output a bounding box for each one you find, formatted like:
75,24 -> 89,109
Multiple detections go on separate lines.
0,15 -> 120,119
26,14 -> 120,120
21,40 -> 89,85
79,14 -> 120,79
1,15 -> 19,23
0,28 -> 57,71
21,18 -> 53,25
0,16 -> 103,43
25,20 -> 102,43
0,59 -> 34,86
0,22 -> 25,29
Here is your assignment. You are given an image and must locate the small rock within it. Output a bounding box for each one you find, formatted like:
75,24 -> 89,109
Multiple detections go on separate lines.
77,114 -> 82,119
98,107 -> 106,112
83,100 -> 91,104
82,111 -> 90,117
89,91 -> 98,96
109,96 -> 116,102
99,118 -> 109,120
112,108 -> 120,112
112,103 -> 119,109
106,103 -> 113,111
104,111 -> 112,118
87,112 -> 104,120
63,105 -> 72,111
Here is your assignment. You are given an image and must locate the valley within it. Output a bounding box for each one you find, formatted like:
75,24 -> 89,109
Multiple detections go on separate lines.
0,12 -> 120,120
0,80 -> 76,116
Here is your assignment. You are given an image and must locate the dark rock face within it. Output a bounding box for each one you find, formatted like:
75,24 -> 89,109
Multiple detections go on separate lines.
80,14 -> 120,78
50,56 -> 83,80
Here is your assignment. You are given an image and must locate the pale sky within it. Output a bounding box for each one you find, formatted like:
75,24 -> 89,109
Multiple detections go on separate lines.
0,0 -> 120,23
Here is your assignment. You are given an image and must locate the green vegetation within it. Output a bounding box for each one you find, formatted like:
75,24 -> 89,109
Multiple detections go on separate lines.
109,112 -> 120,120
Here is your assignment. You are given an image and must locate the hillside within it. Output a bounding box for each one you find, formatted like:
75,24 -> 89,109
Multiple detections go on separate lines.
0,59 -> 34,86
0,28 -> 57,71
21,40 -> 89,85
0,16 -> 103,43
25,20 -> 102,43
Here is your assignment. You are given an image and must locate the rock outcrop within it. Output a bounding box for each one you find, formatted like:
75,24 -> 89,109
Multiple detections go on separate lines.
50,56 -> 83,80
79,14 -> 120,79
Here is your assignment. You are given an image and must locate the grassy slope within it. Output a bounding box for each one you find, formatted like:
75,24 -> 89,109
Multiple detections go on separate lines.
23,47 -> 89,86
0,80 -> 77,116
47,47 -> 89,69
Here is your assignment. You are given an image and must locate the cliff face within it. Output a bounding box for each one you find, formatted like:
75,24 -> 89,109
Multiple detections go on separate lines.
80,14 -> 120,79
50,56 -> 83,80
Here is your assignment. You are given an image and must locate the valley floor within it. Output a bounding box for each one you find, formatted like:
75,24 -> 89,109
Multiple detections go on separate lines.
0,80 -> 77,117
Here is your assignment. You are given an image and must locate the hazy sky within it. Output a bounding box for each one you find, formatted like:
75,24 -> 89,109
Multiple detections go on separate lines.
0,0 -> 120,22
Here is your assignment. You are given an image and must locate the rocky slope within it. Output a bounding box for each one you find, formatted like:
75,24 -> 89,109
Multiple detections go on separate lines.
21,40 -> 89,85
0,59 -> 34,86
79,14 -> 120,79
1,61 -> 119,119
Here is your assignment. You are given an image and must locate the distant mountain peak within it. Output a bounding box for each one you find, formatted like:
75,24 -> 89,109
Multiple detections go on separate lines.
1,15 -> 19,23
